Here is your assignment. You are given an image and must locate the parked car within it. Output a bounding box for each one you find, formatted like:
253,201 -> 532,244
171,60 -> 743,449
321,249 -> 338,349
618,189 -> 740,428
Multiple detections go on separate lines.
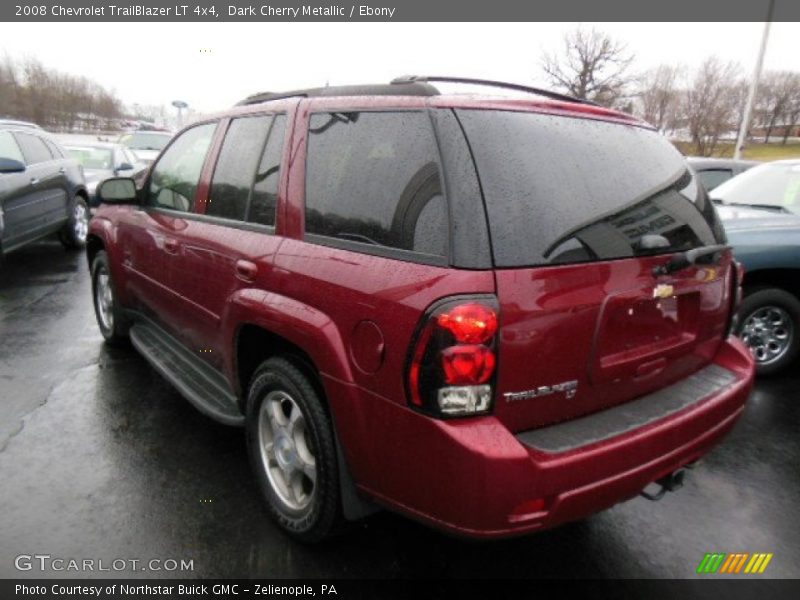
710,160 -> 800,375
64,142 -> 148,207
0,123 -> 89,258
87,77 -> 754,542
687,157 -> 759,191
117,131 -> 172,165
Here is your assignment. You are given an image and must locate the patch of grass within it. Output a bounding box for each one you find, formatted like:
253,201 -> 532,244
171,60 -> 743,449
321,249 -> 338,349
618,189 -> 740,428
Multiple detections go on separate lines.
673,140 -> 800,161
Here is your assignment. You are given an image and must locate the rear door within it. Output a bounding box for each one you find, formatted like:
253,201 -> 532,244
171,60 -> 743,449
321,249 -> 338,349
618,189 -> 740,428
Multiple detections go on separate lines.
165,113 -> 288,369
456,109 -> 733,433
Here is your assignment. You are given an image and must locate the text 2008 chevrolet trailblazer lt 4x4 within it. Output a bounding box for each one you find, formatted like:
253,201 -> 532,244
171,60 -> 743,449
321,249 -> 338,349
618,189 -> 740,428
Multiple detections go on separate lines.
87,77 -> 755,542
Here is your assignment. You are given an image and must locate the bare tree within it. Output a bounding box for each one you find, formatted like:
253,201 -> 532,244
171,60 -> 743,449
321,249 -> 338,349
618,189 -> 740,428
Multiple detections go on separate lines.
541,28 -> 634,107
683,57 -> 743,156
637,64 -> 682,132
783,92 -> 800,144
0,56 -> 123,131
756,71 -> 800,142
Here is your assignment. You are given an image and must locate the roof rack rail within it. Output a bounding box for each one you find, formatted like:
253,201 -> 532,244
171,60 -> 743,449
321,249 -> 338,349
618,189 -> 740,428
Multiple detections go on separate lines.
236,91 -> 309,106
390,75 -> 597,106
236,82 -> 439,106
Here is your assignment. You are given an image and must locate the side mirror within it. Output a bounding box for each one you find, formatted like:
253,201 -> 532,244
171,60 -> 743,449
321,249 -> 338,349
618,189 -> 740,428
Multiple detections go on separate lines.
0,157 -> 26,173
97,177 -> 138,204
116,162 -> 134,173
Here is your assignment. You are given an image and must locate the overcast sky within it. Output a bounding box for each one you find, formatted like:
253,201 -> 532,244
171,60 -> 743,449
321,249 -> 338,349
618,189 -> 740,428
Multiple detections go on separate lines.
1,22 -> 798,113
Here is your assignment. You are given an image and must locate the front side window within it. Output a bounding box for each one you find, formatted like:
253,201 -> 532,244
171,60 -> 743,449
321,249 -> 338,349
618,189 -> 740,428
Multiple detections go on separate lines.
304,111 -> 447,257
148,123 -> 216,212
0,131 -> 24,162
14,133 -> 53,165
207,115 -> 271,221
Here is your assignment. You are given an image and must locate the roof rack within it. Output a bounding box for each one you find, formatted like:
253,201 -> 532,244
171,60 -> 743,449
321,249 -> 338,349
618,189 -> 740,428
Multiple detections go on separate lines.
235,82 -> 439,106
390,75 -> 597,106
235,77 -> 596,107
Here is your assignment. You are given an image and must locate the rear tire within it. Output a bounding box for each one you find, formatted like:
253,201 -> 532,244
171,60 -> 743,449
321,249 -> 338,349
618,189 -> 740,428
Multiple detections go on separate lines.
245,357 -> 342,542
60,195 -> 89,249
735,286 -> 800,376
91,250 -> 130,345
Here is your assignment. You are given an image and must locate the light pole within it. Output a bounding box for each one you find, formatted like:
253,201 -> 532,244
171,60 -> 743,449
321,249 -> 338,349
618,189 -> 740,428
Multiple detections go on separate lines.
734,0 -> 775,160
171,100 -> 188,129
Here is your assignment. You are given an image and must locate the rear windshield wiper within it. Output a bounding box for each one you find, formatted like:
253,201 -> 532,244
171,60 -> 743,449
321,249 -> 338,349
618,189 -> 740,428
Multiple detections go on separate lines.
652,244 -> 728,277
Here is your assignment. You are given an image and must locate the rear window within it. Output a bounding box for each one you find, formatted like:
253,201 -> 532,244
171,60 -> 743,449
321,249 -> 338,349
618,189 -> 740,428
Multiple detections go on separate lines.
457,110 -> 725,268
711,162 -> 800,211
695,169 -> 732,191
124,132 -> 171,151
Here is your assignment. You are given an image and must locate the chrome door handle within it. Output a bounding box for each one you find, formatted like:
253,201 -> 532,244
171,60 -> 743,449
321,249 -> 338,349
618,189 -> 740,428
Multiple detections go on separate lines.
235,259 -> 258,283
163,238 -> 180,254
29,178 -> 39,186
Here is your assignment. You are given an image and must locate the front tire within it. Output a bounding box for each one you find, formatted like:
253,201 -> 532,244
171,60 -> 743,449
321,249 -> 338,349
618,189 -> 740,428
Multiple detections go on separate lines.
60,196 -> 89,249
736,286 -> 800,376
246,357 -> 342,542
91,250 -> 129,345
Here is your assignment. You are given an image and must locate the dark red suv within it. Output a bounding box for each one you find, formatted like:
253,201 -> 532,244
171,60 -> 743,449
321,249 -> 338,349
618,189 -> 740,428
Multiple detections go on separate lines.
87,77 -> 755,542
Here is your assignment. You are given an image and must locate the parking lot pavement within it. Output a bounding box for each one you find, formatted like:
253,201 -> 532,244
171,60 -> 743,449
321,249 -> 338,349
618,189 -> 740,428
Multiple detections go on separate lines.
1,240 -> 798,579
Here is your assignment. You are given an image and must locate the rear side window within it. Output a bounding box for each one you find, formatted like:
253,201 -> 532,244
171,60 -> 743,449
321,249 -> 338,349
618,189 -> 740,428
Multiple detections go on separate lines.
14,133 -> 53,165
457,110 -> 725,268
305,111 -> 447,258
249,115 -> 286,227
149,123 -> 216,212
44,139 -> 64,159
208,115 -> 272,221
0,131 -> 24,162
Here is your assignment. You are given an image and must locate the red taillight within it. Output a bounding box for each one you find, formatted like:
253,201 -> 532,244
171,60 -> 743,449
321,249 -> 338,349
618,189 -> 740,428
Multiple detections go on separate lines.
437,303 -> 498,344
441,345 -> 496,385
406,296 -> 499,417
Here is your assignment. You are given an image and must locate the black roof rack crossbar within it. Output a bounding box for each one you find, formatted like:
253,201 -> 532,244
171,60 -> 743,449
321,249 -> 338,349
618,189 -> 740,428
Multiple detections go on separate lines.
390,75 -> 598,106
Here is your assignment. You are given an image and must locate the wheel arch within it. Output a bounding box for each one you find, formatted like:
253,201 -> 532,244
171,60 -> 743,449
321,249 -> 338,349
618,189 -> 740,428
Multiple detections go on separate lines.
233,321 -> 377,521
742,268 -> 800,300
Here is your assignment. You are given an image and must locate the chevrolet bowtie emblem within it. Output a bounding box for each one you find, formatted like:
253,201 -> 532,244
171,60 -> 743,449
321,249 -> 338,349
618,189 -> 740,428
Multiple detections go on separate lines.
653,283 -> 675,299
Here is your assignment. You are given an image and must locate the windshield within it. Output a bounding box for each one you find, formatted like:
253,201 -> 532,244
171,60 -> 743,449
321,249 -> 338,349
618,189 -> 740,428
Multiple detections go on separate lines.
711,162 -> 800,214
456,109 -> 725,268
66,146 -> 114,170
121,132 -> 171,151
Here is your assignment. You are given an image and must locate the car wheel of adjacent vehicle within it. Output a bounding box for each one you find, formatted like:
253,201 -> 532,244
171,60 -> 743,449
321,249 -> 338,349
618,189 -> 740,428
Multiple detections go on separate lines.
736,287 -> 800,376
91,250 -> 129,344
246,357 -> 342,542
60,196 -> 90,249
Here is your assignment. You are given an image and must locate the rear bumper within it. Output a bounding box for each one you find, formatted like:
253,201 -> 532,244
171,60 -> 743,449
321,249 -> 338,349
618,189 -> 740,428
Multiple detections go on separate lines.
338,336 -> 754,539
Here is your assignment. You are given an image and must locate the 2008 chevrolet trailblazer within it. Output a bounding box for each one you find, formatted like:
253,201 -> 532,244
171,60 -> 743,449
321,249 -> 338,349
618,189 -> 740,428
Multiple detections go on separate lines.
86,77 -> 755,541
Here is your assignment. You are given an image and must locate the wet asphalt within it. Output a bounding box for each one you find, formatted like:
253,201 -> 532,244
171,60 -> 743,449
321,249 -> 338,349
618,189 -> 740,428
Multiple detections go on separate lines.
0,239 -> 798,580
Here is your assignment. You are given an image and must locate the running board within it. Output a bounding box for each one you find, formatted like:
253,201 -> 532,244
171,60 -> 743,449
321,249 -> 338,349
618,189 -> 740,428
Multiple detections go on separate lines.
129,321 -> 244,426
